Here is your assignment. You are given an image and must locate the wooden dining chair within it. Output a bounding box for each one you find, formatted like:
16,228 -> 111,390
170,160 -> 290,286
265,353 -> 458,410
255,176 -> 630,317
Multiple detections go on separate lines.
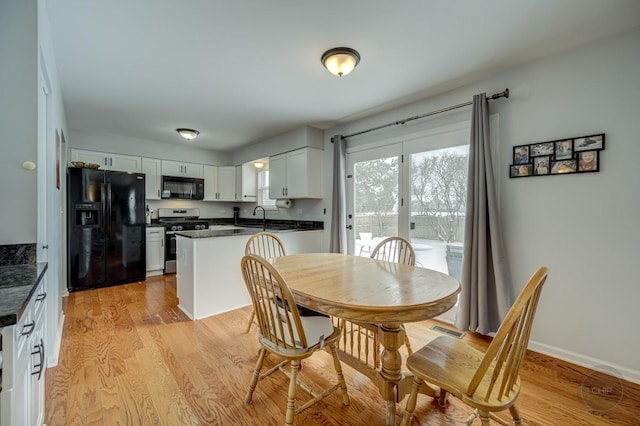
241,254 -> 350,426
401,267 -> 549,426
244,232 -> 286,333
370,236 -> 416,354
370,236 -> 416,266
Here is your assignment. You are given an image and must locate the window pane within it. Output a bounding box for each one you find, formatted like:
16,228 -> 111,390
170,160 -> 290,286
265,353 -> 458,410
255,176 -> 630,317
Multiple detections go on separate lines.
258,170 -> 277,209
409,145 -> 468,279
354,156 -> 399,257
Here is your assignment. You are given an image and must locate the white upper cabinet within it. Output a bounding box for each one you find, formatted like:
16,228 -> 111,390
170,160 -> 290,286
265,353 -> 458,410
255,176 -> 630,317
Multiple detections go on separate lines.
70,149 -> 142,172
218,166 -> 236,201
203,165 -> 236,201
238,163 -> 257,202
203,165 -> 218,201
142,158 -> 162,200
269,147 -> 322,199
161,160 -> 204,179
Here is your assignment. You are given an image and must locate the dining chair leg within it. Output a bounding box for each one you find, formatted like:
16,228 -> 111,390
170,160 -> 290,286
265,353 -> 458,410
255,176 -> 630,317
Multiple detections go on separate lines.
245,348 -> 267,404
328,343 -> 350,405
245,309 -> 256,333
478,410 -> 491,426
285,360 -> 300,426
438,389 -> 448,407
509,404 -> 525,425
400,376 -> 422,426
403,333 -> 413,355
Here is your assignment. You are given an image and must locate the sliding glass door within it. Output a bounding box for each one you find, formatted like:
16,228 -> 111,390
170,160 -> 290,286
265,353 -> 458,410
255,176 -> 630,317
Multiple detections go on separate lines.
346,144 -> 402,256
346,123 -> 471,321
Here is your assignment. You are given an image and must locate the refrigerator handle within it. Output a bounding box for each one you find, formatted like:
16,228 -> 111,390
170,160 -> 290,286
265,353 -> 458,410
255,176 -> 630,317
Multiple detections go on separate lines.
100,183 -> 107,238
106,182 -> 112,238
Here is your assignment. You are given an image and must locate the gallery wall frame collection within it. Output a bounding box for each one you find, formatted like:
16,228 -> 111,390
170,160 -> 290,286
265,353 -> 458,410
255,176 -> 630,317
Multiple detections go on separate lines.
509,133 -> 605,178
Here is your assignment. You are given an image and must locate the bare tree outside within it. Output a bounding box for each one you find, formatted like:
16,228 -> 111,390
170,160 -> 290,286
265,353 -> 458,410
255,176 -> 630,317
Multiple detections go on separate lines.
354,157 -> 398,236
411,147 -> 468,243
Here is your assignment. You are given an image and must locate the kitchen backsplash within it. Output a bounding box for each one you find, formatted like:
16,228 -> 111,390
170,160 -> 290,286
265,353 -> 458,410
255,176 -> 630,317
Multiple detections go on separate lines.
0,243 -> 37,266
147,198 -> 324,221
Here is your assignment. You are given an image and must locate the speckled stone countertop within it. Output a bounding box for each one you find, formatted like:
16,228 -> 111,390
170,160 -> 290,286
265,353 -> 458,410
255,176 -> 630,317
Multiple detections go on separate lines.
0,262 -> 48,327
175,226 -> 322,239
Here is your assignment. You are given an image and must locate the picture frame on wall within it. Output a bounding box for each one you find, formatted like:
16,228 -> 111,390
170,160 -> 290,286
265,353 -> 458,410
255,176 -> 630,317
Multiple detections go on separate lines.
575,134 -> 605,151
533,157 -> 550,175
510,164 -> 532,177
530,142 -> 554,157
55,129 -> 61,190
578,150 -> 599,172
551,159 -> 577,174
513,145 -> 529,164
555,139 -> 573,160
509,132 -> 604,178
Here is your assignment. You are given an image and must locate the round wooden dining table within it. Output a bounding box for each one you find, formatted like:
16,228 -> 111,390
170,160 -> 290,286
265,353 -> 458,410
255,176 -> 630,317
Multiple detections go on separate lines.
273,253 -> 461,425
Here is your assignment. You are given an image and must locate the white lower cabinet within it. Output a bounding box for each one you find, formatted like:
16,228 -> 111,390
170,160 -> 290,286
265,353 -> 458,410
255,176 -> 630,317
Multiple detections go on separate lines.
146,227 -> 165,277
0,279 -> 46,426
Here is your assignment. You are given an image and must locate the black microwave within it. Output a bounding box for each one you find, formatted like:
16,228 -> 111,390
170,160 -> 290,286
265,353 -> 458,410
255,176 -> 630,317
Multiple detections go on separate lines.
161,176 -> 205,200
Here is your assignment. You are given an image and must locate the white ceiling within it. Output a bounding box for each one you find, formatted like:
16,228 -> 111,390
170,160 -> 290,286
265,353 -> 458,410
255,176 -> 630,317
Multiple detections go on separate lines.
47,0 -> 640,152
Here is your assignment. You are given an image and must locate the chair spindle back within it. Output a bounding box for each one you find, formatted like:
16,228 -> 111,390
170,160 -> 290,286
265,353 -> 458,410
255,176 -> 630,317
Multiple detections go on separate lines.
241,254 -> 308,353
467,267 -> 548,402
370,236 -> 416,266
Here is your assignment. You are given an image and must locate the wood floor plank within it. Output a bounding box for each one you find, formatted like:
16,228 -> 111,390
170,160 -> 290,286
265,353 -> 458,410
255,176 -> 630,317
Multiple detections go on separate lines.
46,275 -> 640,425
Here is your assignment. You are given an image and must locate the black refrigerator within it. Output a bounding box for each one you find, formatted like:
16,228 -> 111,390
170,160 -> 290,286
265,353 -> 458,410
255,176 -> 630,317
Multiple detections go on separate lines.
67,168 -> 146,292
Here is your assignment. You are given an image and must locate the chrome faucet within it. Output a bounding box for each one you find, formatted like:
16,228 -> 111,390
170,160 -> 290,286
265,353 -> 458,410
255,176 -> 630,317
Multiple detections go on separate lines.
253,205 -> 267,230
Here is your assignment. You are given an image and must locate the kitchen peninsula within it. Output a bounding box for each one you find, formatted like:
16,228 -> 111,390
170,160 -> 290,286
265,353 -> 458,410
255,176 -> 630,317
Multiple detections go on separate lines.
175,223 -> 323,320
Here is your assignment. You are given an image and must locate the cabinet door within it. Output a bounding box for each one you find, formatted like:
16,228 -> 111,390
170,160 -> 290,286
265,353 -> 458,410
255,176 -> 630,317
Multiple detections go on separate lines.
146,228 -> 164,272
13,323 -> 32,426
70,149 -> 109,169
161,160 -> 184,177
241,163 -> 257,202
30,307 -> 46,426
203,165 -> 218,201
269,153 -> 287,199
217,167 -> 236,201
284,149 -> 308,198
183,162 -> 204,179
286,148 -> 322,198
142,158 -> 162,200
109,153 -> 142,172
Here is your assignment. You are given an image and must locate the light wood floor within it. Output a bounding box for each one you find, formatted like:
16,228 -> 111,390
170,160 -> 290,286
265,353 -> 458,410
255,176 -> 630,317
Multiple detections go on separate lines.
46,275 -> 640,425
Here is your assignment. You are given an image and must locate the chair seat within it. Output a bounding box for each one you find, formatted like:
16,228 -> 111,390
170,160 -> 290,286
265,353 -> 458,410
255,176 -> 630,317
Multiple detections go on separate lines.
406,336 -> 520,411
265,300 -> 336,353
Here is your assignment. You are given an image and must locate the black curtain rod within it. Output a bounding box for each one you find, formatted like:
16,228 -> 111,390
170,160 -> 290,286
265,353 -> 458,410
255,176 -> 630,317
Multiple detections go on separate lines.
333,88 -> 509,142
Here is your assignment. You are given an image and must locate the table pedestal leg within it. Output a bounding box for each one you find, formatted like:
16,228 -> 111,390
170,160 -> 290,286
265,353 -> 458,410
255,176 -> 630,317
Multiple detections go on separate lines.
378,323 -> 404,426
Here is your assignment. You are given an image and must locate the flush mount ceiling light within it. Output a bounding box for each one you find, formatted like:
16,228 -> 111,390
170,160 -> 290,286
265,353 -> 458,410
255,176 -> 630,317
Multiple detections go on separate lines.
253,161 -> 265,169
176,128 -> 200,140
321,47 -> 360,77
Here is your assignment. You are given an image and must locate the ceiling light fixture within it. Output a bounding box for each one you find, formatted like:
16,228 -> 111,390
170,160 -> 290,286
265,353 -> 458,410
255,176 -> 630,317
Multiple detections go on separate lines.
176,128 -> 200,140
253,161 -> 265,169
321,47 -> 360,77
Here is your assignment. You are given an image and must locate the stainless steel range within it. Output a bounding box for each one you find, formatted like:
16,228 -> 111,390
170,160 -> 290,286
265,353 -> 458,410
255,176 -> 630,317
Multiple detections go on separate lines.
157,208 -> 209,274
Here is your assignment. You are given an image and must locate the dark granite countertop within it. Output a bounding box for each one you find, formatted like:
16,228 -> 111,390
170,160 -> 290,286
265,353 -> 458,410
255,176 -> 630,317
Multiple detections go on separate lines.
0,262 -> 48,327
175,226 -> 322,239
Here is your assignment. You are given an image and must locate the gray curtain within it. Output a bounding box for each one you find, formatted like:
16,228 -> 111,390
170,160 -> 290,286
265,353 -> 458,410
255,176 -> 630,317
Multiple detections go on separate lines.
454,93 -> 512,334
329,135 -> 347,253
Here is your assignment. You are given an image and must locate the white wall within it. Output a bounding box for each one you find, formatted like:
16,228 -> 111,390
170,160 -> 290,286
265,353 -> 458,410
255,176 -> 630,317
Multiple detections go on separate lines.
38,0 -> 69,366
0,0 -> 38,244
324,29 -> 640,380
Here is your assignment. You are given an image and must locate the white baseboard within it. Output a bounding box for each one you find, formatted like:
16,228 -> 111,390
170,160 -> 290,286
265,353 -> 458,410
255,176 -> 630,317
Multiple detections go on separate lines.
527,340 -> 639,385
